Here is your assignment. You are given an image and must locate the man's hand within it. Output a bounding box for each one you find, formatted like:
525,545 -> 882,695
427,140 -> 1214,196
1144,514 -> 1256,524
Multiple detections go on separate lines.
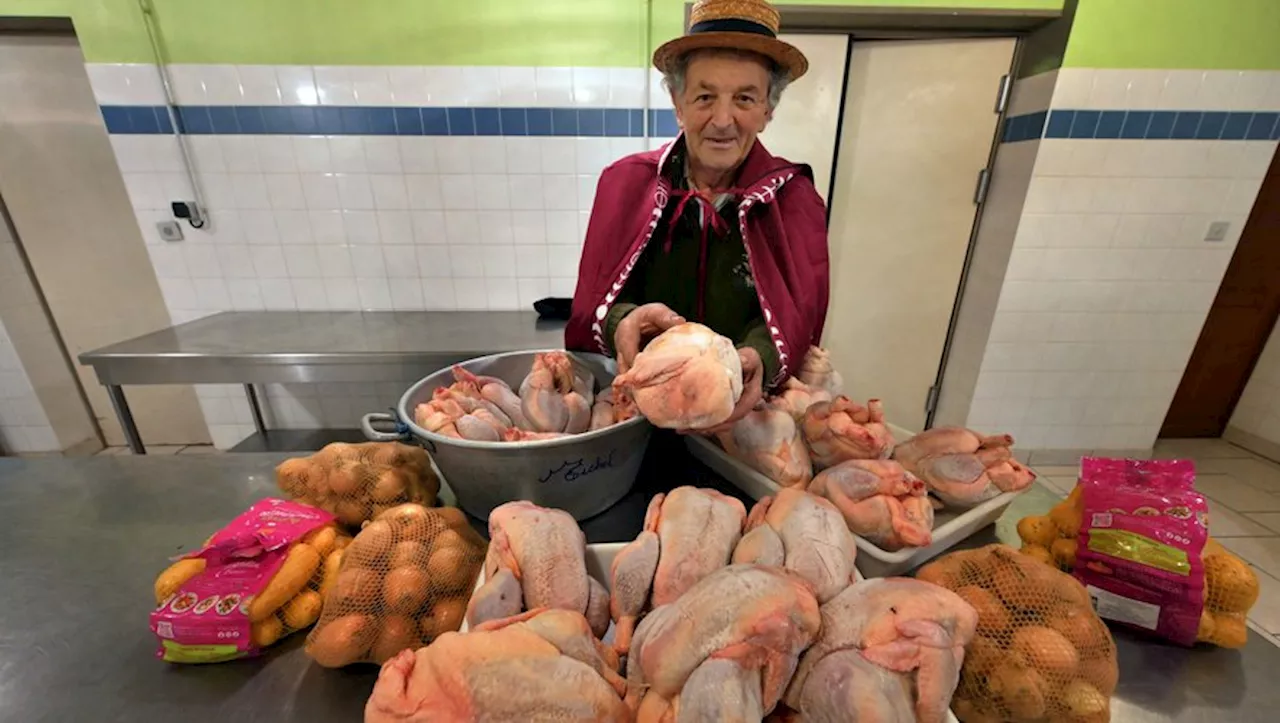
696,347 -> 764,435
614,303 -> 686,374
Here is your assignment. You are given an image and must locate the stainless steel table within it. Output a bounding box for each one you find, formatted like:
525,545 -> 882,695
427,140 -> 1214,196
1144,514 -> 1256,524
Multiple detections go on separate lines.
78,311 -> 566,454
1,443 -> 1277,721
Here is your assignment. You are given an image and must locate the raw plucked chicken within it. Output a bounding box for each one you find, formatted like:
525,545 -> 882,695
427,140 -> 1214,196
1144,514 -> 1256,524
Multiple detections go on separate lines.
893,426 -> 1036,508
782,578 -> 978,723
414,388 -> 512,441
588,388 -> 639,432
717,399 -> 813,488
733,488 -> 858,602
609,486 -> 747,654
450,365 -> 531,430
807,459 -> 934,551
612,322 -> 743,429
796,346 -> 843,397
365,608 -> 629,723
773,377 -> 833,421
466,501 -> 611,638
801,396 -> 895,468
519,351 -> 594,434
626,564 -> 822,721
590,388 -> 617,431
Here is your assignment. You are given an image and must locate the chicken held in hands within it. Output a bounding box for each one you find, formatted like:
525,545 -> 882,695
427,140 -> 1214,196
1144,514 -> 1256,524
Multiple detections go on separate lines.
626,564 -> 822,722
733,488 -> 858,602
365,608 -> 628,723
611,322 -> 743,430
801,396 -> 895,468
609,486 -> 747,654
717,399 -> 814,488
893,426 -> 1035,508
783,578 -> 978,723
807,459 -> 934,551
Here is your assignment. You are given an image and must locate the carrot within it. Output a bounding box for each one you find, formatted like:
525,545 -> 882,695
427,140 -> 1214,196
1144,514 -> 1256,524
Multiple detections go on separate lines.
248,543 -> 322,622
154,558 -> 206,604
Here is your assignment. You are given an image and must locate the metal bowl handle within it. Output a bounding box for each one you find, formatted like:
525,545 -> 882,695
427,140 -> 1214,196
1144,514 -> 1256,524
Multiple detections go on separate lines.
361,411 -> 438,454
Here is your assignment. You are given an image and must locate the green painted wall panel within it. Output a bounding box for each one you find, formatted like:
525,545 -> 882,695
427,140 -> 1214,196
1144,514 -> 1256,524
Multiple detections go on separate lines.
8,0 -> 1276,70
1064,0 -> 1280,70
3,0 -> 1060,65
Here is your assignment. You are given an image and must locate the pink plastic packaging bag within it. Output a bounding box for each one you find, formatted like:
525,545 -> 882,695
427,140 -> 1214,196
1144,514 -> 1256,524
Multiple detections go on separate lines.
1075,457 -> 1208,646
149,498 -> 334,663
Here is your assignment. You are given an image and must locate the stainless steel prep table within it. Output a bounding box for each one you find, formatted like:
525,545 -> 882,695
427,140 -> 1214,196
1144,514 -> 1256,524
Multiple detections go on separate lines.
1,440 -> 1278,722
78,310 -> 566,453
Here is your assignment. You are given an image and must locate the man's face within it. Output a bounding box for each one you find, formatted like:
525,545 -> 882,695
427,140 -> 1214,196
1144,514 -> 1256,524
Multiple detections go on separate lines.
673,52 -> 774,178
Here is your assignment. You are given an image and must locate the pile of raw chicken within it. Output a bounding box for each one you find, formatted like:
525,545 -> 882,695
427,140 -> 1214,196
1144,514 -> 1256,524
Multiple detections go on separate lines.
414,323 -> 1036,552
365,494 -> 981,723
643,324 -> 1038,551
413,351 -> 638,442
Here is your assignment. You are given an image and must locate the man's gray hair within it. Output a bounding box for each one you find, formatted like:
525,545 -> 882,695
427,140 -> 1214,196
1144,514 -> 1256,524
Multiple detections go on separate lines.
661,48 -> 792,109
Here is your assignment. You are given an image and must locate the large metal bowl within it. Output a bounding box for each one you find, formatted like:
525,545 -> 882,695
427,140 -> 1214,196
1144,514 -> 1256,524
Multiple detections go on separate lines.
361,350 -> 651,521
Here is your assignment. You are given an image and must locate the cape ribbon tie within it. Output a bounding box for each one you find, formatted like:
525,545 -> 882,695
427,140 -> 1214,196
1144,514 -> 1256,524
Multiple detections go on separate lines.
663,188 -> 743,322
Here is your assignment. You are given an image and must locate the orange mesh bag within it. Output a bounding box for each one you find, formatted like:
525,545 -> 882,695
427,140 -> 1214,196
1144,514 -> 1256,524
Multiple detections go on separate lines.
150,501 -> 351,663
1018,482 -> 1259,649
276,442 -> 440,528
1198,538 -> 1259,648
917,544 -> 1118,723
305,503 -> 485,667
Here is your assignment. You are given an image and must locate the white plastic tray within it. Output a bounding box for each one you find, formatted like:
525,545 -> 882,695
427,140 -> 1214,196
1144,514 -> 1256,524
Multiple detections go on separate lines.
685,430 -> 1022,578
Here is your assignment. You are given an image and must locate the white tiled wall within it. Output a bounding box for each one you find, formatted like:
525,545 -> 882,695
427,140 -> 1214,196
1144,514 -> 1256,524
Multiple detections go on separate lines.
89,64 -> 676,446
1230,319 -> 1280,449
85,63 -> 668,110
119,133 -> 662,319
965,68 -> 1280,452
0,320 -> 58,453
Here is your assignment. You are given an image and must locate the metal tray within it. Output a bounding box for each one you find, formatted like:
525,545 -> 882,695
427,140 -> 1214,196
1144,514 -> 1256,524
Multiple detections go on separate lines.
684,432 -> 1022,578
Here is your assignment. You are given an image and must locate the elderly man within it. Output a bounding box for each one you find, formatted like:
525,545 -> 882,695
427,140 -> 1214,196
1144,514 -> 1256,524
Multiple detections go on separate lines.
565,0 -> 829,429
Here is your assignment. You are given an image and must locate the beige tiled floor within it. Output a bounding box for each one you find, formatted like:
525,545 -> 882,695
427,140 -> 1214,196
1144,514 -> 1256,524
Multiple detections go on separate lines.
1032,438 -> 1280,646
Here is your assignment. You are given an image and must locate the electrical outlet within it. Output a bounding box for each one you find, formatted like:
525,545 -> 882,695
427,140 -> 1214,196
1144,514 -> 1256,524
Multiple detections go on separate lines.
1204,221 -> 1230,242
157,221 -> 184,242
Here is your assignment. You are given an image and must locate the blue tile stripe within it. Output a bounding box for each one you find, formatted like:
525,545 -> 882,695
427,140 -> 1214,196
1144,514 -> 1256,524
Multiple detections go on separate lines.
100,104 -> 680,138
1004,108 -> 1280,143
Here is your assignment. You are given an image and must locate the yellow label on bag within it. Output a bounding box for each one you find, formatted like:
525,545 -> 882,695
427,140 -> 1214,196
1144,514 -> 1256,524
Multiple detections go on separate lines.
1087,528 -> 1190,576
161,639 -> 245,663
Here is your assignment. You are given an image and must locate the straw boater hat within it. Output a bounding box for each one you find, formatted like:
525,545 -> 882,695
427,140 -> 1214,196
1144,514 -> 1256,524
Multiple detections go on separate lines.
653,0 -> 809,81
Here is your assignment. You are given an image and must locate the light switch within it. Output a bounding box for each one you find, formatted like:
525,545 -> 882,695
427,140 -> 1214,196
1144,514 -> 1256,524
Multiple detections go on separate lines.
157,221 -> 184,242
1204,221 -> 1229,242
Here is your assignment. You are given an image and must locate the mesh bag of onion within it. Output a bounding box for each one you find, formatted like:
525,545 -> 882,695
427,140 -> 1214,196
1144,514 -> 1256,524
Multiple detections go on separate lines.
305,503 -> 486,667
275,442 -> 440,528
917,544 -> 1119,723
